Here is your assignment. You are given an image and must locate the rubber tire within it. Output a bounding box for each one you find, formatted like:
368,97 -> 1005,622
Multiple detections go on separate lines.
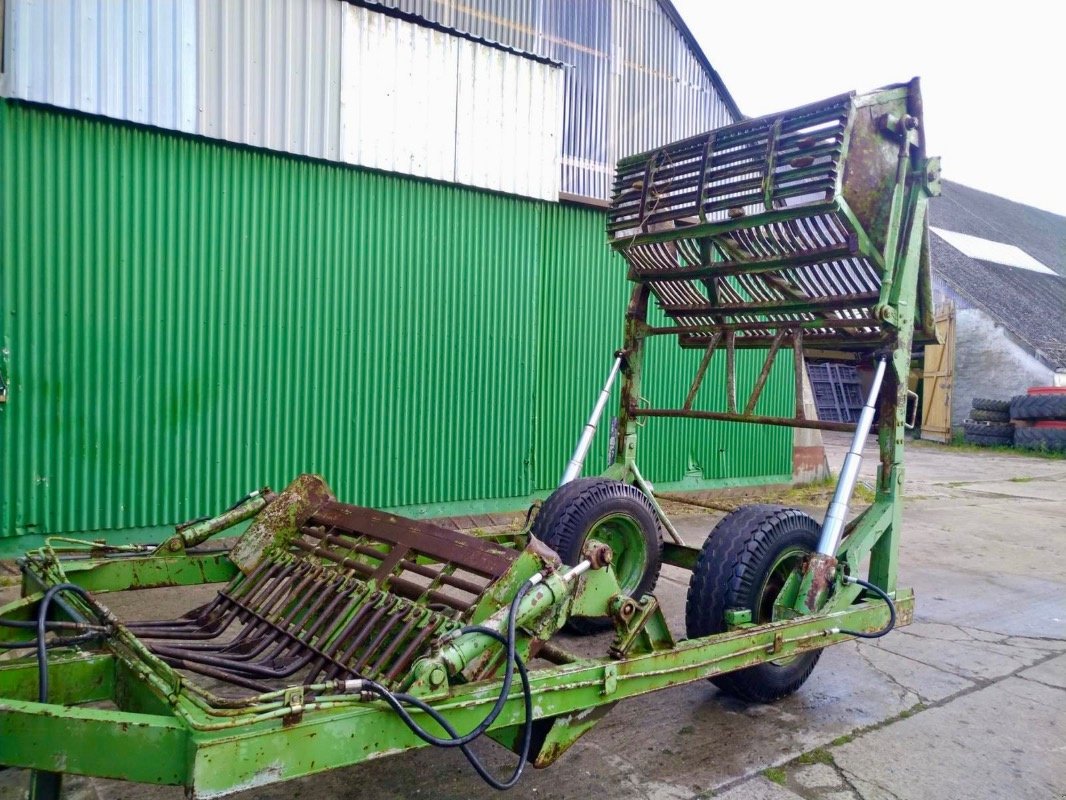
1010,394 -> 1066,421
963,421 -> 1014,439
971,397 -> 1011,412
686,504 -> 822,703
532,478 -> 663,634
969,408 -> 1010,423
1015,427 -> 1066,453
963,431 -> 1013,447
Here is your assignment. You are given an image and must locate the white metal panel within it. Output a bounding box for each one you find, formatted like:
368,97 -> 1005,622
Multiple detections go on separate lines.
454,39 -> 561,200
3,0 -> 197,132
196,0 -> 342,161
339,6 -> 458,182
340,4 -> 561,200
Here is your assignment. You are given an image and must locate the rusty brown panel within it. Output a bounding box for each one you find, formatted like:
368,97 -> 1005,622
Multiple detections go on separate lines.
840,92 -> 911,255
230,474 -> 335,575
308,502 -> 518,578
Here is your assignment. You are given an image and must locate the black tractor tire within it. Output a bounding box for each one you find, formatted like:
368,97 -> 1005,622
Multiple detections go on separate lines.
963,431 -> 1013,447
969,408 -> 1010,423
1014,427 -> 1066,453
963,421 -> 1014,439
971,397 -> 1011,413
532,478 -> 662,634
1010,394 -> 1066,421
686,504 -> 822,703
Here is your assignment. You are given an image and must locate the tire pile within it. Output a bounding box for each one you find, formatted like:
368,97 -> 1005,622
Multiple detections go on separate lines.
1011,388 -> 1066,453
963,398 -> 1014,447
962,388 -> 1066,452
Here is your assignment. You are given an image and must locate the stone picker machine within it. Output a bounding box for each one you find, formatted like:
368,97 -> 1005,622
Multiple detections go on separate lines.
0,80 -> 939,798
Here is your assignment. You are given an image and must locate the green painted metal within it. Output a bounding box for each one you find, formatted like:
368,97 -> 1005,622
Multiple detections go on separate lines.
0,100 -> 792,548
0,545 -> 911,797
0,81 -> 937,799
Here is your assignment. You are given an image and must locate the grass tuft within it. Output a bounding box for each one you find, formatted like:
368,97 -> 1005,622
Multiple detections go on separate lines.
763,767 -> 787,785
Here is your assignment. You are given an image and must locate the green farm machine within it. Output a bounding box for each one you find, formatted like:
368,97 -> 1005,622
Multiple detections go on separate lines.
0,80 -> 940,798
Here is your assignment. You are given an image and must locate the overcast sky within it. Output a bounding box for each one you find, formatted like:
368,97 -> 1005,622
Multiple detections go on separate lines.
674,0 -> 1065,217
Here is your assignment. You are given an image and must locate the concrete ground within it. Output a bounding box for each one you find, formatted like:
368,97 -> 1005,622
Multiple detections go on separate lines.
2,434 -> 1064,799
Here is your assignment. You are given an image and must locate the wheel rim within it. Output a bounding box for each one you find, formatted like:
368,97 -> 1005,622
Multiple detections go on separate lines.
756,544 -> 808,666
587,513 -> 647,595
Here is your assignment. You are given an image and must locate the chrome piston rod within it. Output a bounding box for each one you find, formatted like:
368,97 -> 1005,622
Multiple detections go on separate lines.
816,357 -> 888,556
559,357 -> 623,486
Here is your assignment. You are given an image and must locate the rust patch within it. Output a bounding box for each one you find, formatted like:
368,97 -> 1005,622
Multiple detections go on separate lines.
804,553 -> 838,612
230,475 -> 334,575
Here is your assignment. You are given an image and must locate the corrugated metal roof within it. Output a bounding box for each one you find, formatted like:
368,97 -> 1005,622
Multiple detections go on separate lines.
930,181 -> 1066,370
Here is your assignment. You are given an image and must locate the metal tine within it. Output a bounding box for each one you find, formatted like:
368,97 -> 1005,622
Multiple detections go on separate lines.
144,560 -> 315,643
309,590 -> 395,680
322,595 -> 403,681
189,572 -> 345,663
131,564 -> 302,642
261,574 -> 352,666
384,616 -> 447,685
366,612 -> 423,678
156,658 -> 274,694
319,593 -> 402,678
127,573 -> 280,640
128,559 -> 278,631
351,605 -> 413,673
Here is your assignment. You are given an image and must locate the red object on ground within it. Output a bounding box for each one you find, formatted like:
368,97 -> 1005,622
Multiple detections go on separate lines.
1027,386 -> 1066,395
1033,420 -> 1066,429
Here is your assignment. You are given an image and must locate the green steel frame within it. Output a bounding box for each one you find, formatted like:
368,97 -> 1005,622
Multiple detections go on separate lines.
0,81 -> 939,799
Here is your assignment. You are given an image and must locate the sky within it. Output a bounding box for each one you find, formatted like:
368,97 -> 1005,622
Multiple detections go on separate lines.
673,0 -> 1066,217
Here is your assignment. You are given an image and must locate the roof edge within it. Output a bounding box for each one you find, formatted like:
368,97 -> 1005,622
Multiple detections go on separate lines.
345,0 -> 565,67
655,0 -> 743,121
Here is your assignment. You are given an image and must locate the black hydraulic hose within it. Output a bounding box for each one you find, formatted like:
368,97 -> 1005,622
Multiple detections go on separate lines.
36,584 -> 106,701
838,576 -> 896,639
0,632 -> 101,650
385,579 -> 532,748
367,630 -> 533,790
356,578 -> 538,789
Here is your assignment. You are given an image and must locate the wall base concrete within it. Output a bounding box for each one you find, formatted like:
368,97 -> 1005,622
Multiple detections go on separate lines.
952,308 -> 1053,427
793,360 -> 830,483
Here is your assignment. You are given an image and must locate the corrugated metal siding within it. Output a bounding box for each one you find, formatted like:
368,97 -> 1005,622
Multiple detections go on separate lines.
374,0 -> 738,200
534,204 -> 792,487
452,37 -> 561,199
0,100 -> 538,537
339,5 -> 562,199
0,102 -> 788,542
4,0 -> 198,132
196,0 -> 342,160
339,7 -> 458,182
2,0 -> 561,201
2,0 -> 735,203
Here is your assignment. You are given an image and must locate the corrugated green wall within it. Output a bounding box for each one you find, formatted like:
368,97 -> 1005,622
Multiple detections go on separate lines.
0,101 -> 791,547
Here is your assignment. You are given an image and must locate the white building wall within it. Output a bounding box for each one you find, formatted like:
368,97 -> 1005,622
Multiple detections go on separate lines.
952,308 -> 1054,429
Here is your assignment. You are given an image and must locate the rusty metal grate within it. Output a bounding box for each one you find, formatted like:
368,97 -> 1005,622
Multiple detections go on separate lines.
127,500 -> 520,695
609,94 -> 850,233
606,89 -> 918,352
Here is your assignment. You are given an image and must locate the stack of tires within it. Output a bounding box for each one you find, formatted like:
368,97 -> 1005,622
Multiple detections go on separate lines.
1010,388 -> 1066,453
963,398 -> 1014,447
